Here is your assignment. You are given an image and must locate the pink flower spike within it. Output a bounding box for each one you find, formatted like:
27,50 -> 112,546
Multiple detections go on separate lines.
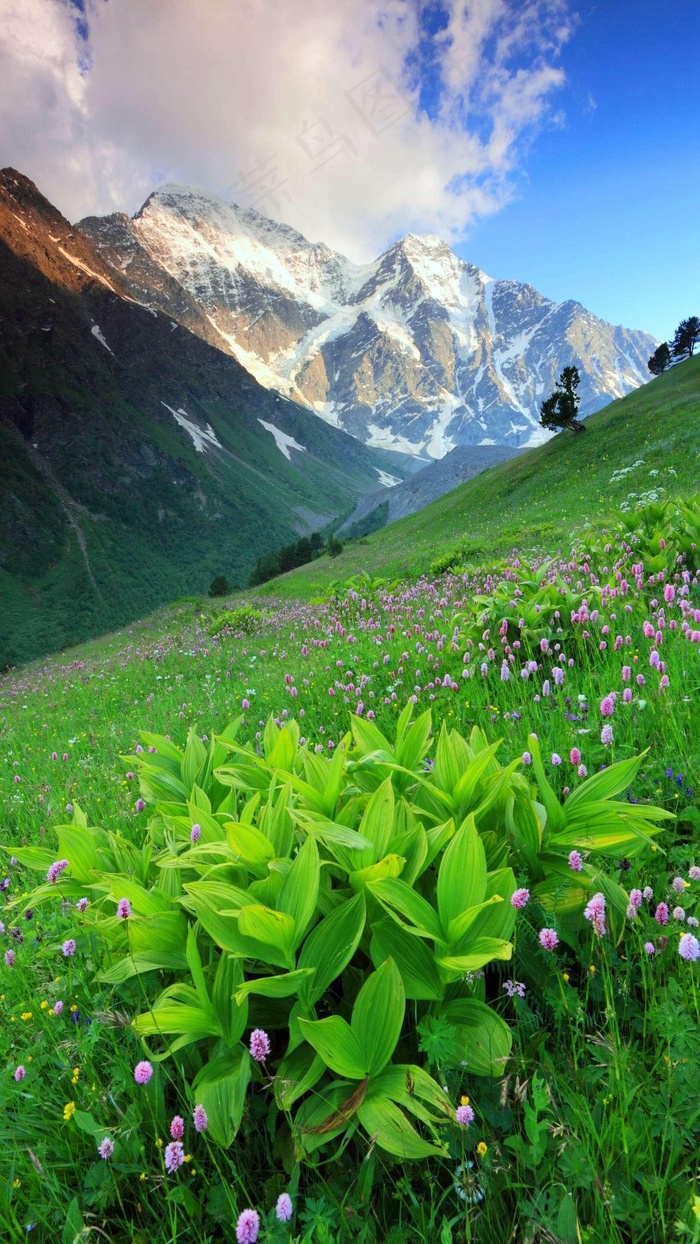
116,898 -> 131,919
61,939 -> 76,957
236,1208 -> 260,1243
276,1193 -> 293,1223
539,928 -> 559,951
170,1115 -> 185,1139
134,1060 -> 153,1085
164,1140 -> 185,1174
455,1103 -> 475,1126
511,888 -> 530,909
568,850 -> 583,873
679,934 -> 700,962
249,1028 -> 271,1062
98,1136 -> 114,1159
193,1104 -> 208,1133
14,1065 -> 25,1081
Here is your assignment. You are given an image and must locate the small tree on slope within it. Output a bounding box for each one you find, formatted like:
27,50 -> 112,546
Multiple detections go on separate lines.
539,365 -> 584,434
671,317 -> 700,360
648,342 -> 672,375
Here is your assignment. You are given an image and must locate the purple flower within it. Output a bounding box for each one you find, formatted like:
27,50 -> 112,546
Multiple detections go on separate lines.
249,1028 -> 271,1062
578,764 -> 588,778
503,980 -> 526,998
689,866 -> 700,881
164,1140 -> 185,1174
170,1115 -> 185,1139
629,889 -> 643,909
583,892 -> 607,936
98,1137 -> 114,1160
673,906 -> 686,921
643,886 -> 653,900
600,695 -> 615,717
600,724 -> 613,746
679,934 -> 700,962
241,698 -> 250,711
62,939 -> 76,957
539,928 -> 559,951
47,859 -> 69,884
134,1060 -> 153,1085
190,824 -> 201,843
654,902 -> 669,926
510,888 -> 530,909
236,1209 -> 260,1243
569,747 -> 581,766
4,949 -> 15,967
455,1103 -> 475,1126
193,1104 -> 208,1133
276,1193 -> 293,1223
76,898 -> 89,912
14,1065 -> 25,1081
551,753 -> 562,766
568,850 -> 583,873
644,942 -> 656,955
521,751 -> 532,766
116,898 -> 131,919
672,877 -> 686,894
53,1000 -> 64,1016
135,798 -> 146,813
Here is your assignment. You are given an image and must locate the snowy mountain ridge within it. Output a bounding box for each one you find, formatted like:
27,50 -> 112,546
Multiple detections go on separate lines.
79,185 -> 656,456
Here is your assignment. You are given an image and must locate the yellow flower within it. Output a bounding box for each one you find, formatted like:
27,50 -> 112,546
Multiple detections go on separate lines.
21,1012 -> 32,1021
156,1137 -> 163,1148
40,1000 -> 48,1010
27,1056 -> 33,1063
63,1101 -> 76,1121
184,1154 -> 191,1163
476,1142 -> 488,1157
562,973 -> 570,982
139,1172 -> 148,1181
73,1067 -> 80,1077
588,965 -> 596,974
70,1004 -> 78,1013
48,1008 -> 55,1017
460,1095 -> 470,1106
13,1178 -> 21,1189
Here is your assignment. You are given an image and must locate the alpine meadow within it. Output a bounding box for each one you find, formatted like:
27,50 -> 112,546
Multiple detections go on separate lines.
1,3 -> 700,1244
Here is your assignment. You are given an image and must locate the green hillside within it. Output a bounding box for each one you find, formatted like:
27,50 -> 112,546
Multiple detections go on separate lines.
261,354 -> 700,596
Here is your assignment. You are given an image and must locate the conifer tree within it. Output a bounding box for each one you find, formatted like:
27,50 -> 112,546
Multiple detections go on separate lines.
539,365 -> 584,433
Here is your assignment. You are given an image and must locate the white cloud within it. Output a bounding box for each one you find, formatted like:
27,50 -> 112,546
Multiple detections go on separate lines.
0,0 -> 572,259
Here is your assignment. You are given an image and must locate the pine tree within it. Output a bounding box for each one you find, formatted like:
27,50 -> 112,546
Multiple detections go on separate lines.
648,342 -> 672,375
539,365 -> 584,434
671,316 -> 700,360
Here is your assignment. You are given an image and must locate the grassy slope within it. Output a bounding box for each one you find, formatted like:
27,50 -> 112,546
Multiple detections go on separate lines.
260,356 -> 700,596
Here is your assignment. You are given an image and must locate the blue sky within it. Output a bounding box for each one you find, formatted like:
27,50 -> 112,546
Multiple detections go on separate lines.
454,0 -> 700,340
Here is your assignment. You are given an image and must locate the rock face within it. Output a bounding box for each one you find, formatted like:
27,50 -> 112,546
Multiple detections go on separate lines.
80,185 -> 657,456
0,168 -> 411,665
337,444 -> 522,536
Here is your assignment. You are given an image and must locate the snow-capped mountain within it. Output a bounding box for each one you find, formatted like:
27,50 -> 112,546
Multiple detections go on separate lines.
79,186 -> 656,456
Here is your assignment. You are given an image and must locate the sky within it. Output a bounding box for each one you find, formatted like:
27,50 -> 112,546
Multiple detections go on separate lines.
0,0 -> 697,340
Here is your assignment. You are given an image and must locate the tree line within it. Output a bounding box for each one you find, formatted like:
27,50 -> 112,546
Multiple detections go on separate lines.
248,531 -> 343,587
648,315 -> 699,375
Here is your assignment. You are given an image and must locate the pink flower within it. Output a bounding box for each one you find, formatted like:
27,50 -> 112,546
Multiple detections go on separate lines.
568,850 -> 583,872
242,698 -> 250,711
62,939 -> 76,957
134,1060 -> 154,1085
583,892 -> 606,936
511,888 -> 530,909
455,1103 -> 475,1126
193,1104 -> 208,1133
521,751 -> 532,766
672,877 -> 686,893
47,859 -> 69,883
164,1140 -> 185,1173
276,1193 -> 293,1223
600,724 -> 613,746
4,949 -> 15,967
98,1137 -> 114,1159
600,695 -> 615,717
236,1209 -> 260,1243
539,928 -> 559,951
170,1115 -> 185,1139
654,902 -> 669,926
135,798 -> 146,813
578,764 -> 588,778
569,747 -> 581,766
551,753 -> 562,766
14,1065 -> 25,1081
629,889 -> 643,909
690,866 -> 700,882
76,898 -> 89,912
644,942 -> 656,955
249,1029 -> 271,1062
117,898 -> 131,919
679,934 -> 700,962
190,824 -> 201,843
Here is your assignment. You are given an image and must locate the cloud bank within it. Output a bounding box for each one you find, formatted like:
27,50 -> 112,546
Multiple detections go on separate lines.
0,0 -> 572,258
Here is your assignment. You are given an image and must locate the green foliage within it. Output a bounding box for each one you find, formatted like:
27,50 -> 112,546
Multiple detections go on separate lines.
209,604 -> 264,637
539,365 -> 583,434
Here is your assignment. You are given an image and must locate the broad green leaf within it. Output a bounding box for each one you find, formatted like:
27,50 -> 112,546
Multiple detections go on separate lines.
446,895 -> 505,949
395,710 -> 432,773
298,892 -> 366,1006
527,734 -> 566,834
298,1015 -> 368,1079
350,853 -> 405,893
56,826 -> 100,883
370,918 -> 443,1001
436,937 -> 512,975
564,754 -> 645,812
192,1049 -> 251,1147
237,905 -> 296,967
224,822 -> 276,869
211,952 -> 248,1045
277,834 -> 319,947
436,814 -> 486,929
352,958 -> 405,1076
99,950 -> 188,983
439,998 -> 513,1075
358,777 -> 395,864
182,727 -> 207,791
357,1094 -> 444,1158
128,911 -> 188,955
235,968 -> 315,1002
368,877 -> 444,941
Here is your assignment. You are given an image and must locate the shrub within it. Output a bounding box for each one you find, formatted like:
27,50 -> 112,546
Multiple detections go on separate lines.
208,574 -> 230,598
209,605 -> 263,637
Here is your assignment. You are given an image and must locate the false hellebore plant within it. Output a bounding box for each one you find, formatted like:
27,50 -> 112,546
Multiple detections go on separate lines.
5,702 -> 670,1161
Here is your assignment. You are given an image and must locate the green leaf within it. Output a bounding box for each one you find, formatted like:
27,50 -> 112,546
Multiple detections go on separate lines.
298,1015 -> 368,1079
436,814 -> 486,929
564,753 -> 645,811
99,951 -> 188,984
237,905 -> 296,968
182,727 -> 207,791
357,1094 -> 444,1158
192,1049 -> 251,1147
211,952 -> 248,1046
298,892 -> 366,1007
370,919 -> 443,1001
368,877 -> 444,941
358,777 -> 395,864
274,1044 -> 325,1110
439,998 -> 513,1075
235,968 -> 315,1002
351,958 -> 405,1076
277,834 -> 319,948
56,825 -> 100,883
527,734 -> 566,834
436,937 -> 513,975
224,822 -> 276,869
349,853 -> 405,893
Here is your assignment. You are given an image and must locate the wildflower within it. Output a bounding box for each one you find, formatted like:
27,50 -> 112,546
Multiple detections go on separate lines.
679,934 -> 700,962
134,1060 -> 154,1085
276,1193 -> 293,1223
503,980 -> 526,998
551,753 -> 562,766
61,939 -> 76,957
689,866 -> 700,881
626,904 -> 637,920
568,850 -> 583,872
654,902 -> 669,926
643,886 -> 653,900
63,1101 -> 76,1121
75,898 -> 89,912
539,928 -> 559,951
116,898 -> 131,919
241,698 -> 250,711
4,950 -> 15,966
193,1104 -> 208,1132
688,917 -> 699,929
190,824 -> 201,843
236,1208 -> 260,1243
249,1029 -> 271,1061
672,877 -> 686,893
98,1137 -> 114,1160
164,1141 -> 185,1174
629,889 -> 643,909
600,724 -> 613,745
14,1065 -> 25,1081
170,1115 -> 185,1140
521,751 -> 532,766
135,798 -> 146,813
569,747 -> 581,766
600,695 -> 615,717
47,859 -> 69,884
644,942 -> 656,955
476,1142 -> 488,1157
455,1103 -> 475,1126
53,1000 -> 64,1016
511,888 -> 530,909
583,892 -> 607,936
577,764 -> 588,778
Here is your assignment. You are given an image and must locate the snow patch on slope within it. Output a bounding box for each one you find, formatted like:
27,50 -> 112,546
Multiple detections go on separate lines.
375,468 -> 401,488
57,248 -> 115,291
91,324 -> 113,354
258,419 -> 306,461
161,402 -> 222,453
